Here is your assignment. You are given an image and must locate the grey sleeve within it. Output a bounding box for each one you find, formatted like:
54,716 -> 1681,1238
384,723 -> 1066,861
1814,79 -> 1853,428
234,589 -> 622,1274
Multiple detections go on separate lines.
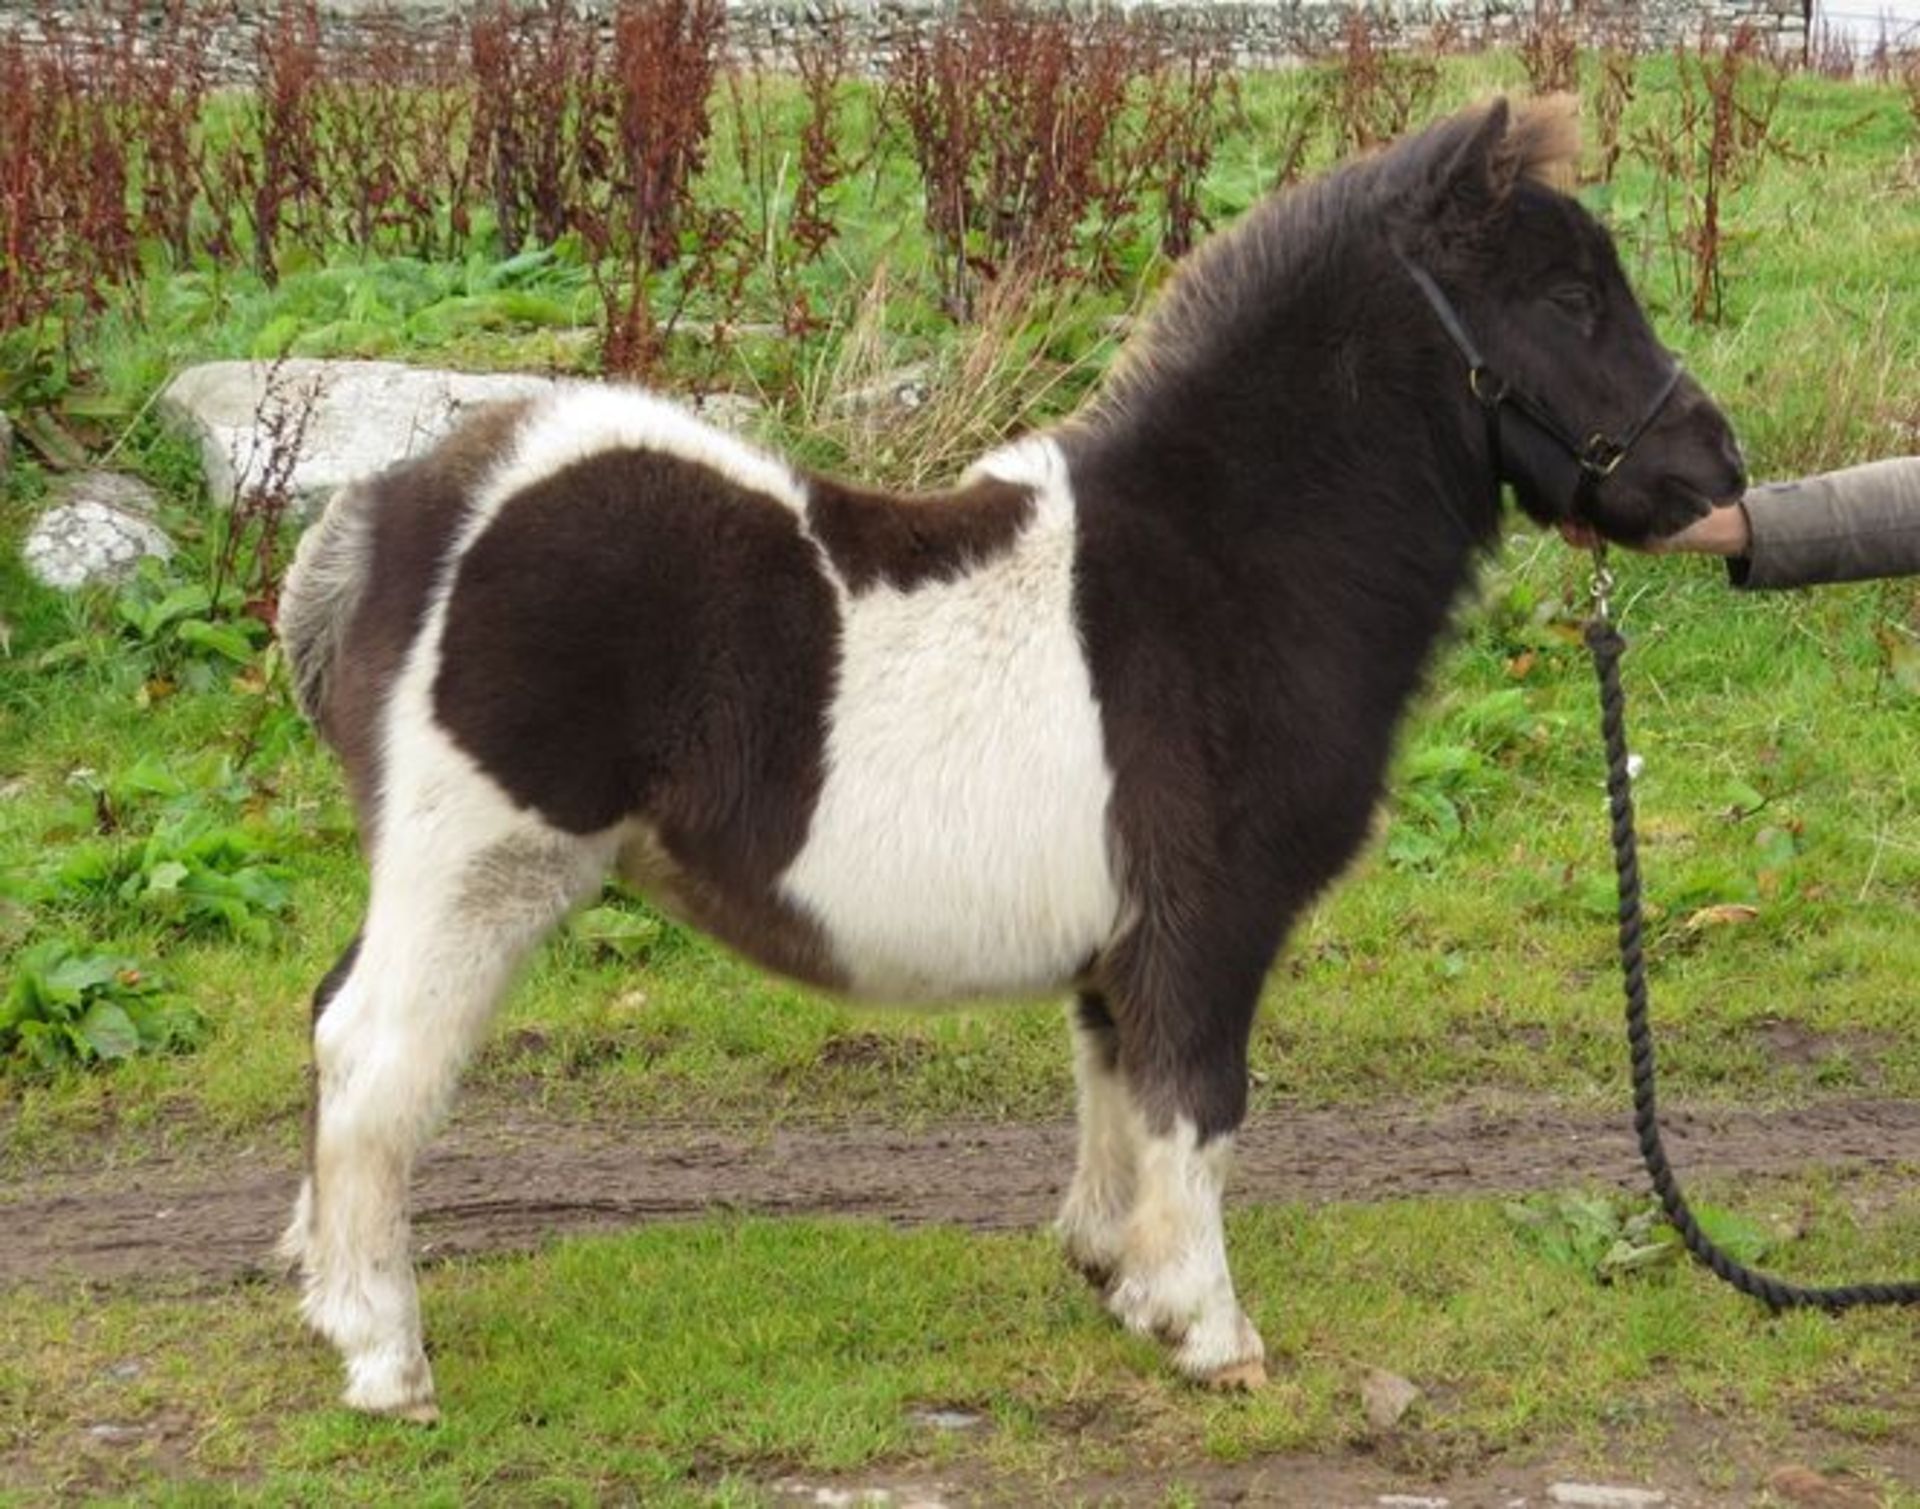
1730,457 -> 1920,589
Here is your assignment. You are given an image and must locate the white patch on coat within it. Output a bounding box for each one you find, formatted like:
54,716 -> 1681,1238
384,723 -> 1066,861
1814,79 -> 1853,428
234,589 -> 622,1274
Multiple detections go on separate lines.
461,383 -> 805,554
1107,1117 -> 1264,1378
779,436 -> 1122,1000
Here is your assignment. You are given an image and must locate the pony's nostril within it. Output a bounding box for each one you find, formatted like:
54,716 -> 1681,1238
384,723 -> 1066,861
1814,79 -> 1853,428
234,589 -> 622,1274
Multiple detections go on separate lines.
1721,436 -> 1748,496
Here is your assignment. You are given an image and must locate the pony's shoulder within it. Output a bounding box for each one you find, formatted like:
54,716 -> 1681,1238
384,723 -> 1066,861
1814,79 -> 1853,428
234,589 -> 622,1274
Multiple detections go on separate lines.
479,381 -> 806,519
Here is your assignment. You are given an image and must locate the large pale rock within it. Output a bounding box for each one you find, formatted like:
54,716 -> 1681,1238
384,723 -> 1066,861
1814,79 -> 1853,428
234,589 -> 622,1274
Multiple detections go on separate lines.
23,473 -> 172,591
159,360 -> 564,516
158,360 -> 765,518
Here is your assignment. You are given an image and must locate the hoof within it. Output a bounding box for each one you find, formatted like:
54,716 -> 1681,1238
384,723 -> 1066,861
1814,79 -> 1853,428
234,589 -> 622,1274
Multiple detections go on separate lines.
342,1349 -> 439,1424
343,1385 -> 441,1426
370,1397 -> 441,1427
1199,1358 -> 1267,1391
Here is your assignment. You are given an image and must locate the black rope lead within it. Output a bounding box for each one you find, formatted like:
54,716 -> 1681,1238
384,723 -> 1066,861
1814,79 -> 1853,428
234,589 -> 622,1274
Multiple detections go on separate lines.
1585,606 -> 1920,1312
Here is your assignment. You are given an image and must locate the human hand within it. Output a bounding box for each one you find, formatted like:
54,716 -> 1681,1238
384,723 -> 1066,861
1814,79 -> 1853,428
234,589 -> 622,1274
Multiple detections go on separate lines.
1556,504 -> 1750,557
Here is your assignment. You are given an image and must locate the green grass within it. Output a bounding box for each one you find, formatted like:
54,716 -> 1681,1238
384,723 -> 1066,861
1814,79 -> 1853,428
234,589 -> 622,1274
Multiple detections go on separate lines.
4,1178 -> 1916,1503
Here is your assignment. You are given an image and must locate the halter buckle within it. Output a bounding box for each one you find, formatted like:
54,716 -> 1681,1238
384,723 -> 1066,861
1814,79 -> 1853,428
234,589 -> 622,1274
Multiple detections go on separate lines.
1468,366 -> 1508,407
1580,434 -> 1627,478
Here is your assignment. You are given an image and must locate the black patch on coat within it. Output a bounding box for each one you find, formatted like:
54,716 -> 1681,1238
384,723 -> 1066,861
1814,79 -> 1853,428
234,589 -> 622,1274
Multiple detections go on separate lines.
1075,990 -> 1120,1074
804,475 -> 1035,593
433,448 -> 843,984
311,930 -> 364,1028
321,402 -> 530,840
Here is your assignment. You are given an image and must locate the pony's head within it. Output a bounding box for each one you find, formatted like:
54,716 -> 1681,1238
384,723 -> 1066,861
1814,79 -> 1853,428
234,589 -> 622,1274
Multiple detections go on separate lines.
1393,96 -> 1745,545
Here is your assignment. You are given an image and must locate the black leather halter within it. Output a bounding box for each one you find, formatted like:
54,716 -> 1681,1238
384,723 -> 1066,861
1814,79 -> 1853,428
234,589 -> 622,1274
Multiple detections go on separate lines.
1398,254 -> 1684,523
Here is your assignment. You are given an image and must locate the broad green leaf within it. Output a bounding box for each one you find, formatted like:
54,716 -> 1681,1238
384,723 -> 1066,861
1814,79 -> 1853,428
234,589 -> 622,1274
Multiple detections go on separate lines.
77,1000 -> 139,1061
45,953 -> 123,996
175,618 -> 260,665
570,905 -> 664,960
32,637 -> 93,671
148,585 -> 215,632
114,754 -> 188,799
1599,1237 -> 1677,1279
145,860 -> 191,894
1692,1205 -> 1776,1266
250,313 -> 305,358
1403,743 -> 1483,790
17,1019 -> 71,1070
124,996 -> 206,1052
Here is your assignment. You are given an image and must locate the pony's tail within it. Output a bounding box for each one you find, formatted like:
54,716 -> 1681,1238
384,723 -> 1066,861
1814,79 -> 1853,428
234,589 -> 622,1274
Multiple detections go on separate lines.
278,482 -> 375,734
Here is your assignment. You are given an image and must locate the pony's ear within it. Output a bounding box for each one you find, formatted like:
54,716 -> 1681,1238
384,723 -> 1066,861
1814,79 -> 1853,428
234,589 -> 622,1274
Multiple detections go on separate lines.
1432,97 -> 1517,230
1406,95 -> 1581,260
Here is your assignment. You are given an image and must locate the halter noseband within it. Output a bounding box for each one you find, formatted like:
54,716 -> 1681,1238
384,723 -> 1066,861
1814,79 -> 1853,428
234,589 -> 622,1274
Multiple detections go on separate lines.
1397,254 -> 1685,521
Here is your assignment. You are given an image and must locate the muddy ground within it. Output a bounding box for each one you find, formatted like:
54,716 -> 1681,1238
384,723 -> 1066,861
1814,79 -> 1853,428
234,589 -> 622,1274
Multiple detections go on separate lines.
8,1095 -> 1920,1287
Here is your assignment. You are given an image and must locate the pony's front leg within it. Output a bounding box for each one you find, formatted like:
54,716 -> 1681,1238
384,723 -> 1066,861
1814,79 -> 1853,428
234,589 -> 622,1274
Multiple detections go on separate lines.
1089,937 -> 1267,1389
1109,1111 -> 1264,1387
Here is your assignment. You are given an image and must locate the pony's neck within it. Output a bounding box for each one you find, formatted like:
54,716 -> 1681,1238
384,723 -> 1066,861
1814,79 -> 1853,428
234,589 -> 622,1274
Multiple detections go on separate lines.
1066,234 -> 1500,631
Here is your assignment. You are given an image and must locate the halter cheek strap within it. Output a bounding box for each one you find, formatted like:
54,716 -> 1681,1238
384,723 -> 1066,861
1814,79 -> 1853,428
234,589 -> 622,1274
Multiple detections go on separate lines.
1396,253 -> 1685,522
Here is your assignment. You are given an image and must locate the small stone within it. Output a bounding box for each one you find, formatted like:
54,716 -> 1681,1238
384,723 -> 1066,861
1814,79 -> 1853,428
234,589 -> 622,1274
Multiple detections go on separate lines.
833,362 -> 935,423
1361,1366 -> 1422,1431
1766,1465 -> 1877,1507
689,391 -> 765,435
86,1422 -> 147,1445
1546,1487 -> 1666,1508
22,474 -> 172,591
104,1360 -> 144,1381
905,1405 -> 985,1432
1379,1496 -> 1450,1508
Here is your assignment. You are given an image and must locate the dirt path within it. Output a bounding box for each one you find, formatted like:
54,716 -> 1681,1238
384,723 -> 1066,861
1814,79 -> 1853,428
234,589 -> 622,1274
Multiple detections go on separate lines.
7,1096 -> 1920,1288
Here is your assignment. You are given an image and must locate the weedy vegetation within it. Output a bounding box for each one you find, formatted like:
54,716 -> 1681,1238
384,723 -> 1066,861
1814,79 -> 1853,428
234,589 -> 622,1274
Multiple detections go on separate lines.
1,3 -> 1918,1500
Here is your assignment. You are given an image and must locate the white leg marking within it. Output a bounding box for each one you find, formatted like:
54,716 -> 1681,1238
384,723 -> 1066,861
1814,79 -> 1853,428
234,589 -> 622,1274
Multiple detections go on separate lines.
1107,1118 -> 1265,1385
1056,1011 -> 1141,1285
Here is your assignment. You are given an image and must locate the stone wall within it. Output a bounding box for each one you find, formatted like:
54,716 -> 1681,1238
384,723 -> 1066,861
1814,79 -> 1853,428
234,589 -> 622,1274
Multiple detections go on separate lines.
0,0 -> 1812,77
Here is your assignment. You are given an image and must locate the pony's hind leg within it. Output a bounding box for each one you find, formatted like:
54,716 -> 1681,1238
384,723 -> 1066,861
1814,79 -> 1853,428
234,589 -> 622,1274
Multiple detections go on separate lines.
295,762 -> 612,1422
1056,991 -> 1141,1290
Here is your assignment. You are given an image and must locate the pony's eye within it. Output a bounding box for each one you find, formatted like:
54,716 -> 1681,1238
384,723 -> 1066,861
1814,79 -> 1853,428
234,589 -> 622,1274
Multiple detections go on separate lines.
1548,284 -> 1598,320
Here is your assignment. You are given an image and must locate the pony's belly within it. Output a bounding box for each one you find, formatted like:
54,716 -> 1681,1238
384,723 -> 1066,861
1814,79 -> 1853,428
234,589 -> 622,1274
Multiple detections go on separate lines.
794,827 -> 1121,1002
